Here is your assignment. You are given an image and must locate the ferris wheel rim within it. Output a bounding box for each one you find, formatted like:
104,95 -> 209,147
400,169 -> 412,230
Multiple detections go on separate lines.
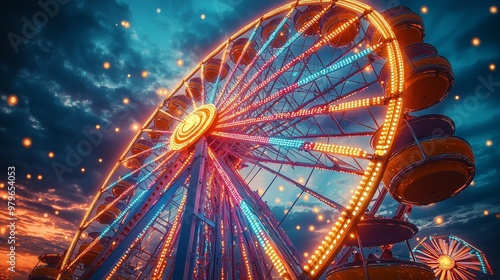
58,1 -> 407,279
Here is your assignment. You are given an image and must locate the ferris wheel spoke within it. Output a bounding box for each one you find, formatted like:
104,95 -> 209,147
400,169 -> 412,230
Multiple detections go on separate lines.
249,160 -> 357,214
234,47 -> 365,125
85,170 -> 191,279
246,67 -> 379,138
206,42 -> 230,104
158,108 -> 184,122
240,150 -> 364,176
218,8 -> 295,112
421,242 -> 441,258
219,7 -> 361,116
217,96 -> 385,130
66,152 -> 193,272
212,131 -> 371,160
107,189 -> 186,280
183,80 -> 198,109
438,238 -> 449,256
453,247 -> 476,261
141,128 -> 174,136
231,207 -> 258,280
151,192 -> 188,279
221,44 -> 382,124
83,150 -> 177,229
119,142 -> 170,169
199,63 -> 206,105
453,267 -> 475,279
208,147 -> 302,278
215,22 -> 261,106
447,239 -> 459,257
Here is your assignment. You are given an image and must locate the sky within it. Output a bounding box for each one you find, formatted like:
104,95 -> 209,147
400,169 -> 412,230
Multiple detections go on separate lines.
0,0 -> 499,279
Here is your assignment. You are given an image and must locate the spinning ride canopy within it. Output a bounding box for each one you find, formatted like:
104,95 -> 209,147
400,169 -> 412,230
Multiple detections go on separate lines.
413,235 -> 493,280
51,1 -> 474,280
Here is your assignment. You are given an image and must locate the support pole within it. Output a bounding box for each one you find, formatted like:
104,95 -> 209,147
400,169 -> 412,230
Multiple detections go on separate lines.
355,228 -> 371,280
171,140 -> 207,279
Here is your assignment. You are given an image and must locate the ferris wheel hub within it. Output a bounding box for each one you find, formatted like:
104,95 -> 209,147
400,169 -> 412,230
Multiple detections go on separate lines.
437,254 -> 455,270
169,104 -> 217,151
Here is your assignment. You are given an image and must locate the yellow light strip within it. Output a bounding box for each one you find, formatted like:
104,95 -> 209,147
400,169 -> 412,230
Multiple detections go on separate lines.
300,0 -> 405,278
151,192 -> 188,279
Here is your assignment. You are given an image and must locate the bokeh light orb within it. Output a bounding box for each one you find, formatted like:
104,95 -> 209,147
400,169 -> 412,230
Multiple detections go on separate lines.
8,94 -> 18,106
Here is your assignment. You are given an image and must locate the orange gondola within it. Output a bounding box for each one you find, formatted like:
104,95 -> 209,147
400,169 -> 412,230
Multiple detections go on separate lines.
167,95 -> 191,117
230,38 -> 258,65
320,7 -> 360,47
96,200 -> 122,224
204,58 -> 230,83
131,139 -> 154,157
379,43 -> 453,111
293,5 -> 323,36
261,18 -> 290,48
112,176 -> 136,199
28,254 -> 72,280
383,136 -> 474,205
77,242 -> 104,265
367,6 -> 425,57
185,77 -> 203,101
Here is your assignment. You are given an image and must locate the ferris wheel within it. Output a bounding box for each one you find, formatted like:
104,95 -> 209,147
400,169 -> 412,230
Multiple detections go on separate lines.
412,235 -> 493,280
43,1 -> 475,279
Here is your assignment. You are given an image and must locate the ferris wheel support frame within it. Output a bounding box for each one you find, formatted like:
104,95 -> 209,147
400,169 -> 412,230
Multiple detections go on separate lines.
171,140 -> 209,279
55,0 -> 410,278
85,166 -> 191,279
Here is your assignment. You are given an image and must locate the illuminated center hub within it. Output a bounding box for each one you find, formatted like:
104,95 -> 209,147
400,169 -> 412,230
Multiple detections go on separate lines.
170,104 -> 217,151
437,254 -> 455,271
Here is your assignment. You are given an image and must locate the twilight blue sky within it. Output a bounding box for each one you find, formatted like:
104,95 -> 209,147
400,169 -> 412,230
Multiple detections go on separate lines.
0,0 -> 499,278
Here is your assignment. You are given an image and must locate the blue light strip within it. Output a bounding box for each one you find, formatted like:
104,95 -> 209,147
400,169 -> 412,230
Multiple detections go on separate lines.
449,235 -> 489,274
97,151 -> 174,239
258,16 -> 289,56
104,142 -> 168,191
240,201 -> 267,248
216,24 -> 260,106
297,48 -> 374,86
269,137 -> 304,148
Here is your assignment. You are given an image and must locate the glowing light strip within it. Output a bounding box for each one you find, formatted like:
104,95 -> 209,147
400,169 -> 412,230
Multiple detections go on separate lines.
218,9 -> 295,112
303,98 -> 402,277
216,22 -> 260,106
67,152 -> 193,270
107,194 -> 172,280
207,43 -> 230,104
212,131 -> 369,158
84,149 -> 175,229
220,10 -> 356,116
240,202 -> 289,277
208,148 -> 243,203
216,96 -> 385,129
151,193 -> 187,279
183,80 -> 198,109
221,45 -> 379,122
219,5 -> 333,113
234,210 -> 253,280
208,149 -> 290,278
105,143 -> 168,191
200,63 -> 206,105
58,108 -> 164,279
119,142 -> 166,165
